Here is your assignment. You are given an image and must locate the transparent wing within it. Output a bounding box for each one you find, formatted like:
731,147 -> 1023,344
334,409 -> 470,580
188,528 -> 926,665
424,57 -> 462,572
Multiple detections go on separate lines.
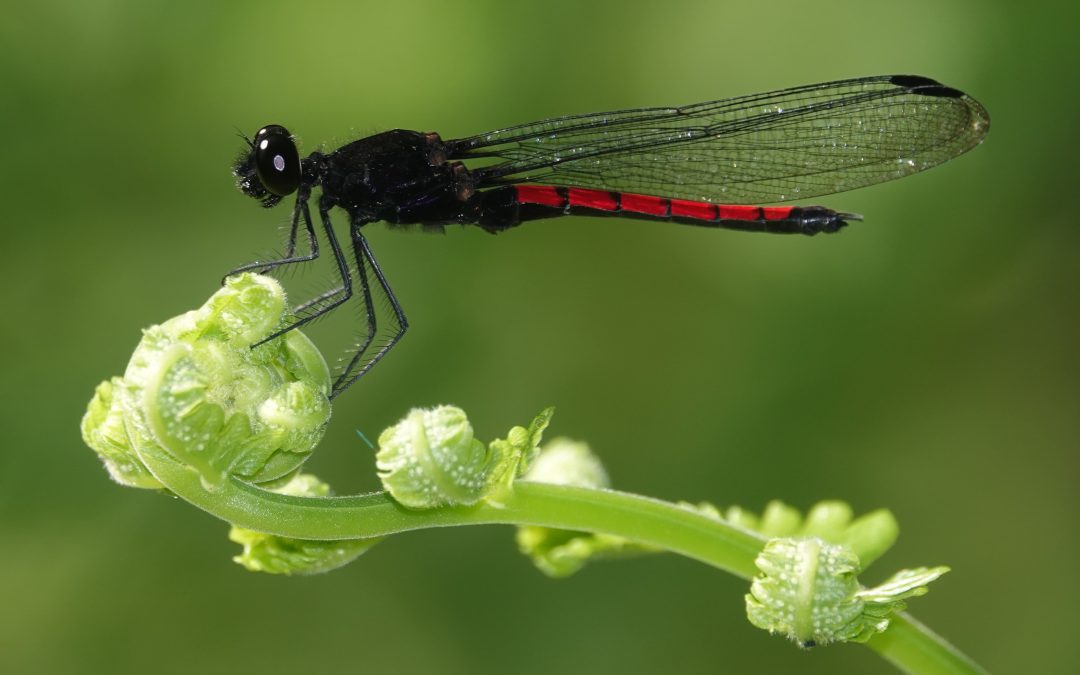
450,75 -> 989,204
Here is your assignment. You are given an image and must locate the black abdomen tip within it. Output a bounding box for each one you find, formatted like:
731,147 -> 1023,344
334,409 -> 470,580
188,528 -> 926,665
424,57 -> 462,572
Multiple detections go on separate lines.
889,74 -> 965,99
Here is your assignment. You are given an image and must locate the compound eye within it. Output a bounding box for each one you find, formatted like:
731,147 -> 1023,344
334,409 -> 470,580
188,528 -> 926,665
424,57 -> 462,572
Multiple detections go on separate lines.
253,125 -> 301,196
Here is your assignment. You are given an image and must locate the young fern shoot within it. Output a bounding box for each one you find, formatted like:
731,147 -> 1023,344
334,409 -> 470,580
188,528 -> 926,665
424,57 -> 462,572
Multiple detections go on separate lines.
81,274 -> 986,675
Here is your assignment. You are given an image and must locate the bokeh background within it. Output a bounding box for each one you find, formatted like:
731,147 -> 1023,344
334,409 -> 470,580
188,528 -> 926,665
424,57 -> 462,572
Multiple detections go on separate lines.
2,0 -> 1076,673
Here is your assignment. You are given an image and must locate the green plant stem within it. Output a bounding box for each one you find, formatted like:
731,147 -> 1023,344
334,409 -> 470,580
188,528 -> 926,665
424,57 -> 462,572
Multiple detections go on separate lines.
145,446 -> 764,576
141,447 -> 985,675
868,614 -> 990,675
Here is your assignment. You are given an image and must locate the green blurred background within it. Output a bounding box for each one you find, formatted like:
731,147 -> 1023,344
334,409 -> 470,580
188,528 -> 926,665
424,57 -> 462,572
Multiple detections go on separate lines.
2,0 -> 1076,673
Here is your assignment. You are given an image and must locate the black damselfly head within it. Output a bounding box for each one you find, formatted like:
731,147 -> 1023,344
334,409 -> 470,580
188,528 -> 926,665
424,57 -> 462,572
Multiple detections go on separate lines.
233,124 -> 300,208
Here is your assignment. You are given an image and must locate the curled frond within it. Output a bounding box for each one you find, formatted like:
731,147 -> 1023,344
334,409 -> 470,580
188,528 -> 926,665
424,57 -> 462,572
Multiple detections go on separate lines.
82,274 -> 331,490
745,536 -> 949,647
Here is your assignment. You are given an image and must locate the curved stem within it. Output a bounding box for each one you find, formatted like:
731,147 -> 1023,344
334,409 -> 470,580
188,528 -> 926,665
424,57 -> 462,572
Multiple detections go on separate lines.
867,614 -> 990,675
144,446 -> 764,577
141,446 -> 986,675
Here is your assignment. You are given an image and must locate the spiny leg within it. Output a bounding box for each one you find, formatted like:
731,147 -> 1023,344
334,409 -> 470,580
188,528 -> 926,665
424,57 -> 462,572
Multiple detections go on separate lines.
253,202 -> 353,348
330,225 -> 409,398
329,228 -> 379,398
293,284 -> 347,315
223,194 -> 320,283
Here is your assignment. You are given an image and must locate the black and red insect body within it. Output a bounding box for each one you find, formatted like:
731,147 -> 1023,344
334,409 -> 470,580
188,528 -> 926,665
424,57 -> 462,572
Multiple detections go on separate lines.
230,74 -> 989,398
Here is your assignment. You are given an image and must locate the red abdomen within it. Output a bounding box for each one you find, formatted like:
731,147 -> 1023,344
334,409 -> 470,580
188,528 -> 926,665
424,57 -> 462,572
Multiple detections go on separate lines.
498,185 -> 854,235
